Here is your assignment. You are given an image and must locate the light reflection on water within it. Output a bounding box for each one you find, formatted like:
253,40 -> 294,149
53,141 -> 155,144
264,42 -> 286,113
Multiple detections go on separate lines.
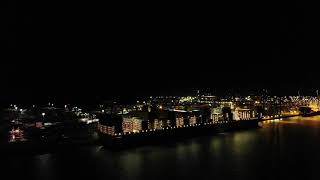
3,116 -> 320,180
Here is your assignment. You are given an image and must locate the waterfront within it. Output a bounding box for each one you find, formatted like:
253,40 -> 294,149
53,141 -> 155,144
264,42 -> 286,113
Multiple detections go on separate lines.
3,116 -> 320,180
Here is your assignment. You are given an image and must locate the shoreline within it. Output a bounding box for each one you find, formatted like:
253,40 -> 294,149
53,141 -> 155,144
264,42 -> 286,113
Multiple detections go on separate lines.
2,113 -> 320,154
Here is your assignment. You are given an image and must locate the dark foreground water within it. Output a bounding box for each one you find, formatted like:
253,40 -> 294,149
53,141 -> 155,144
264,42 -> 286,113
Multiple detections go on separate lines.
3,116 -> 320,180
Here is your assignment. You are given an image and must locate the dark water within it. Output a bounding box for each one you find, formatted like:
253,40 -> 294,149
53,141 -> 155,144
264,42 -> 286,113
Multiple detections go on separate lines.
3,116 -> 320,180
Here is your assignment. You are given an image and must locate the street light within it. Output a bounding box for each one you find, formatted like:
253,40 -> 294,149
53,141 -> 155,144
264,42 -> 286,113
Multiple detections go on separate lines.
42,113 -> 45,121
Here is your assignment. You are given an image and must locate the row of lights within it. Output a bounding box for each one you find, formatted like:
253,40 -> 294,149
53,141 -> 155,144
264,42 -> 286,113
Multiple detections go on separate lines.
113,121 -> 242,136
262,115 -> 282,119
262,118 -> 283,124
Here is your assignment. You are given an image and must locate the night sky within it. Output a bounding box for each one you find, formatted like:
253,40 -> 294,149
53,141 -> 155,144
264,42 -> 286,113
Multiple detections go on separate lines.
3,1 -> 318,103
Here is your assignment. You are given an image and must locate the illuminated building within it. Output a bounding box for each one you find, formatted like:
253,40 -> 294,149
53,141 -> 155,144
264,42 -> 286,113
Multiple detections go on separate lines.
97,114 -> 123,135
211,113 -> 220,121
98,123 -> 115,135
122,118 -> 134,132
156,110 -> 169,127
176,116 -> 184,127
211,107 -> 222,121
234,108 -> 255,120
153,119 -> 163,129
189,115 -> 197,125
191,110 -> 202,124
9,127 -> 26,142
168,109 -> 188,127
79,117 -> 99,124
198,95 -> 217,104
122,117 -> 148,132
132,118 -> 144,132
146,109 -> 170,129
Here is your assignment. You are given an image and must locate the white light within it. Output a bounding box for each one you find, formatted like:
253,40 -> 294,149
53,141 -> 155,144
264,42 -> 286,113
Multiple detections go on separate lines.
42,113 -> 45,116
44,122 -> 52,126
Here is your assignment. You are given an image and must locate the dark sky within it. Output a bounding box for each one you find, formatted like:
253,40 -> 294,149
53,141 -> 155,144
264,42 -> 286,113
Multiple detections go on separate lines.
3,1 -> 319,103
